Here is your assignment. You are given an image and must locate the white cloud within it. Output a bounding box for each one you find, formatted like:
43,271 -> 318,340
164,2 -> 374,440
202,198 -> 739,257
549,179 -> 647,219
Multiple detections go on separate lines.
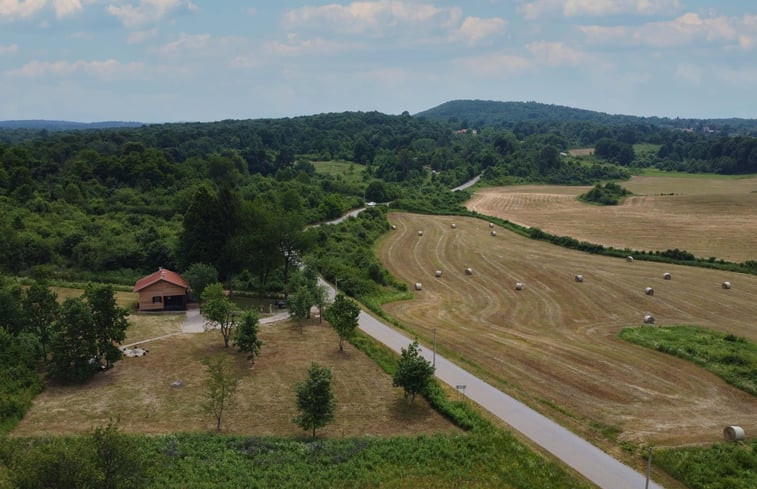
246,7 -> 255,16
106,0 -> 195,27
155,32 -> 210,54
453,16 -> 506,44
7,58 -> 146,78
262,35 -> 348,57
674,63 -> 702,85
52,0 -> 82,17
527,41 -> 590,66
127,27 -> 157,43
284,1 -> 455,35
580,13 -> 757,50
0,0 -> 47,20
716,66 -> 757,85
0,43 -> 18,54
452,52 -> 532,78
519,0 -> 680,20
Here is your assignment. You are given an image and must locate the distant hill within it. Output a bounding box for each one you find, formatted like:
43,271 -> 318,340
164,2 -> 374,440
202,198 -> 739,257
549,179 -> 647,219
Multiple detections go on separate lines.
0,120 -> 145,131
415,100 -> 757,133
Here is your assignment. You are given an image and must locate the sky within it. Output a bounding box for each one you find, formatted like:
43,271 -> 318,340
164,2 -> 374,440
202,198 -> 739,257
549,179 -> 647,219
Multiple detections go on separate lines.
1,0 -> 756,122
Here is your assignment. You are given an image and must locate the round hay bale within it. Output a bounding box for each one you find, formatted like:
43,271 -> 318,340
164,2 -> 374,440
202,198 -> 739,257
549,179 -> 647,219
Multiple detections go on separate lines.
643,314 -> 655,324
391,225 -> 396,230
626,256 -> 634,262
724,426 -> 745,442
722,281 -> 732,289
417,230 -> 424,236
663,272 -> 672,280
645,287 -> 654,296
451,223 -> 457,229
465,267 -> 473,275
434,270 -> 442,277
575,274 -> 584,282
491,230 -> 497,236
515,282 -> 524,291
414,282 -> 422,291
488,222 -> 494,228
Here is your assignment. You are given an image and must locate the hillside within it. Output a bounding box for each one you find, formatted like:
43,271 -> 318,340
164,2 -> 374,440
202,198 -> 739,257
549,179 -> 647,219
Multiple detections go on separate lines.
0,120 -> 144,130
415,99 -> 757,134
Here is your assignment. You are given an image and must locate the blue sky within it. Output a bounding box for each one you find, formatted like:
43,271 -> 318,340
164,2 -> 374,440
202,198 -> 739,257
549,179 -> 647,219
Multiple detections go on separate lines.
1,1 -> 755,122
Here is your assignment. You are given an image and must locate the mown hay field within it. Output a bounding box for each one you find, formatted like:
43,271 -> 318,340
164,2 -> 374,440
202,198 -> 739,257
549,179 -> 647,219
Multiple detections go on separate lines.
378,213 -> 757,447
13,315 -> 456,438
465,175 -> 757,262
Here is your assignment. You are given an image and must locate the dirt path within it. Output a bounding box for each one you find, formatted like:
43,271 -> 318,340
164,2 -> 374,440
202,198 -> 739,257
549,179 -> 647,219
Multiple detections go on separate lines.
122,309 -> 290,349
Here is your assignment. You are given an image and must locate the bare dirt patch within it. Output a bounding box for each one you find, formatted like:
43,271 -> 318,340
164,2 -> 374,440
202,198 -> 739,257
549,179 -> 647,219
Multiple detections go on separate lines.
13,317 -> 456,438
465,175 -> 757,262
378,213 -> 757,447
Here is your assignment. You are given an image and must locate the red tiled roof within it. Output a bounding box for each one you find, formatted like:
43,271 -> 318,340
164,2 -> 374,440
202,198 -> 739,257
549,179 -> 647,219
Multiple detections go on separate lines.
133,268 -> 189,292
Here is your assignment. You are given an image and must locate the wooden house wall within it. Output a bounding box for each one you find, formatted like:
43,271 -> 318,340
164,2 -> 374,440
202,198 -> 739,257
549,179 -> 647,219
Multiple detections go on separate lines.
137,281 -> 187,311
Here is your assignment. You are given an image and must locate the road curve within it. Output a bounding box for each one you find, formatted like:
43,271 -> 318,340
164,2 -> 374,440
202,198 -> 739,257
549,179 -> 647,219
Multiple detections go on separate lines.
356,309 -> 664,489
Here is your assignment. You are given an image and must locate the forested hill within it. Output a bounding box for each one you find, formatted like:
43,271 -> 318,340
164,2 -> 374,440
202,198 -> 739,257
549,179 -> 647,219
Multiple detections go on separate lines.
415,100 -> 757,134
0,120 -> 144,131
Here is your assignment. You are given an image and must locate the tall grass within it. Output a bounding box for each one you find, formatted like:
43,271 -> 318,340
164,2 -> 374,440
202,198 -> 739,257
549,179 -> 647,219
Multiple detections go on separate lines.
620,326 -> 757,397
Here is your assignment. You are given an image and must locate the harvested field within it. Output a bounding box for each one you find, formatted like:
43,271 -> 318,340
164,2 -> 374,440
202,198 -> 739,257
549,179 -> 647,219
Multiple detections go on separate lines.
466,175 -> 757,262
13,317 -> 455,437
379,213 -> 757,447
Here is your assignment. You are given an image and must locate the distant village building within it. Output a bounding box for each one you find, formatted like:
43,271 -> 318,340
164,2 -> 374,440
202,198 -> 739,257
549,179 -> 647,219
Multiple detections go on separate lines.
133,268 -> 189,311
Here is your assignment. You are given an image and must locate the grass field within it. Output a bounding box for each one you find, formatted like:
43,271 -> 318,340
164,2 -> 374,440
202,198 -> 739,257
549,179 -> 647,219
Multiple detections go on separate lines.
313,160 -> 366,185
620,326 -> 757,396
378,212 -> 757,449
12,314 -> 456,438
465,174 -> 757,262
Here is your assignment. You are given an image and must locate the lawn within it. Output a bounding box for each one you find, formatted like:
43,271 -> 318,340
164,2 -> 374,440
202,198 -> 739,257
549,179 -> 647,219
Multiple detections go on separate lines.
12,314 -> 456,438
313,160 -> 366,186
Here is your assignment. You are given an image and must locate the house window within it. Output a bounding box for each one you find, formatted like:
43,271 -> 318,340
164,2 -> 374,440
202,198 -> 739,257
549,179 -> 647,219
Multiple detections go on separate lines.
152,296 -> 162,303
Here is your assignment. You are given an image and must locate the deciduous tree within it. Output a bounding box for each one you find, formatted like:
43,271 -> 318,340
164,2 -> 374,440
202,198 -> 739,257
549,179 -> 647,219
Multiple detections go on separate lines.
325,293 -> 360,352
393,340 -> 435,402
22,280 -> 59,360
234,310 -> 262,366
203,355 -> 238,431
84,283 -> 129,369
201,283 -> 237,348
294,362 -> 335,438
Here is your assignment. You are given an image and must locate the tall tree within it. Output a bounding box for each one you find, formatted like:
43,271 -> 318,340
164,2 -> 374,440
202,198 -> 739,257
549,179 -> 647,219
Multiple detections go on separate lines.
84,283 -> 129,369
201,283 -> 237,348
22,280 -> 59,360
182,262 -> 218,302
234,310 -> 262,366
203,355 -> 238,431
179,185 -> 225,270
325,293 -> 360,352
49,298 -> 99,382
392,340 -> 435,402
294,362 -> 336,438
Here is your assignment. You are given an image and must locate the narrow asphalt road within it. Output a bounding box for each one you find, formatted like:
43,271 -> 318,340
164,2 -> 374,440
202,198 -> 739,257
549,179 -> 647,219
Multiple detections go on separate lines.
357,310 -> 663,489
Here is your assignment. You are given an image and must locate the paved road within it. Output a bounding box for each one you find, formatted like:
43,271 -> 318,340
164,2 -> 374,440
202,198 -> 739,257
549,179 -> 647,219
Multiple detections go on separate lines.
452,174 -> 481,191
356,310 -> 663,489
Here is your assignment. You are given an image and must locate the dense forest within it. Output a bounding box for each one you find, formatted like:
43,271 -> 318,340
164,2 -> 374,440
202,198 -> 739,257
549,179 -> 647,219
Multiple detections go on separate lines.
1,104 -> 755,288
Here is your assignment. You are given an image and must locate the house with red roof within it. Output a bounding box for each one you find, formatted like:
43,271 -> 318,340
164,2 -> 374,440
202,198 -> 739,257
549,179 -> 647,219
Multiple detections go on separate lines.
133,267 -> 189,311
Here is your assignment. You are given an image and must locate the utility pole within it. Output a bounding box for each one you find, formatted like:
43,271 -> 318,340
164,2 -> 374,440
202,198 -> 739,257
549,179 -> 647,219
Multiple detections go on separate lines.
645,446 -> 652,489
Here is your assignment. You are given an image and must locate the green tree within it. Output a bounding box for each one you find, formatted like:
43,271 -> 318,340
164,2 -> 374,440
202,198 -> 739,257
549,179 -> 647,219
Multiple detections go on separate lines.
294,362 -> 336,438
234,310 -> 262,366
183,262 -> 218,302
22,280 -> 58,360
393,340 -> 435,402
179,185 -> 225,270
203,355 -> 238,431
89,420 -> 148,489
84,283 -> 129,369
325,293 -> 360,352
49,298 -> 99,382
201,283 -> 237,348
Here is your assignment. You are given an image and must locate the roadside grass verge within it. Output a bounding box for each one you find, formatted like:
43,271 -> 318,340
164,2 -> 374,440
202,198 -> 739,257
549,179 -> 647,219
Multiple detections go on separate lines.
620,325 -> 757,397
655,440 -> 757,489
